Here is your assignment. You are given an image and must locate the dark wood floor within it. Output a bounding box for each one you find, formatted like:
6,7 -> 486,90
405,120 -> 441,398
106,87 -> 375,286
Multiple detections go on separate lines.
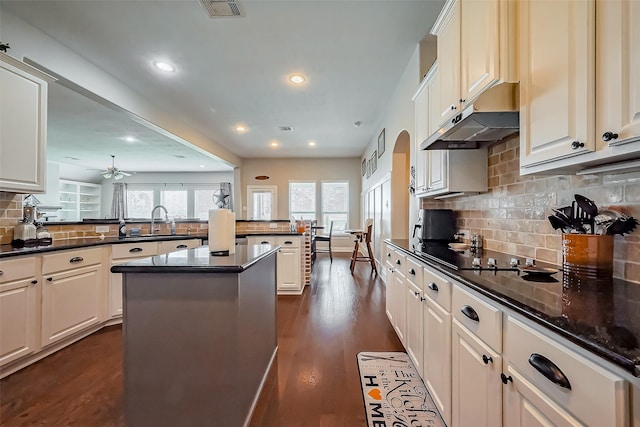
0,254 -> 403,426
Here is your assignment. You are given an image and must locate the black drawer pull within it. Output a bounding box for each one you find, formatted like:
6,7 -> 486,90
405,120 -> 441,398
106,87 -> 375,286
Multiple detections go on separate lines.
528,353 -> 572,390
428,282 -> 438,292
46,277 -> 53,282
69,256 -> 84,263
284,241 -> 293,245
387,252 -> 391,257
500,373 -> 513,385
482,355 -> 493,365
129,247 -> 143,253
31,280 -> 38,285
176,244 -> 188,249
461,305 -> 479,322
395,259 -> 401,265
260,241 -> 270,244
408,268 -> 416,275
0,270 -> 3,276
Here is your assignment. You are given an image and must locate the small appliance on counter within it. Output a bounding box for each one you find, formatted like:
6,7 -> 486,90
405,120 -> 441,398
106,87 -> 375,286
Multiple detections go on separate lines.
12,220 -> 38,247
36,223 -> 52,246
413,209 -> 457,248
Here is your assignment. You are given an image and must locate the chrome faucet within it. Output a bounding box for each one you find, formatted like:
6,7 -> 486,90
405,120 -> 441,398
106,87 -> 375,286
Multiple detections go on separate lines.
150,205 -> 169,235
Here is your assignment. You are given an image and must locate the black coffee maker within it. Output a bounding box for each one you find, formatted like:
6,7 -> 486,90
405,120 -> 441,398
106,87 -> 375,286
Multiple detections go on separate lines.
413,209 -> 457,246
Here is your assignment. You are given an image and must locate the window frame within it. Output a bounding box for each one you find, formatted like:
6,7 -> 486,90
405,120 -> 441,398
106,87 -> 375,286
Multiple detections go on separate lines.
246,185 -> 278,220
288,181 -> 317,221
321,180 -> 349,231
125,183 -> 226,219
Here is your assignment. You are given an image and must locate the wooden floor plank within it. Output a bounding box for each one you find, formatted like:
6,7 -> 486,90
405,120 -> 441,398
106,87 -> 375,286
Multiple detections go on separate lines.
0,254 -> 403,426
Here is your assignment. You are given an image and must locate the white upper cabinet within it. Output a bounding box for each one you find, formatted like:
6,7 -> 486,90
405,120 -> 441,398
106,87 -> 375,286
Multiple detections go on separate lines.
432,0 -> 517,128
520,0 -> 640,174
519,0 -> 596,169
0,53 -> 54,193
595,0 -> 640,151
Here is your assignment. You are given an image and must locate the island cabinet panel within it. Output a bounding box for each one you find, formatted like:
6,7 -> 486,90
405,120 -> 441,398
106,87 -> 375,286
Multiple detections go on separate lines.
122,252 -> 277,427
0,257 -> 39,367
109,242 -> 158,318
41,248 -> 103,347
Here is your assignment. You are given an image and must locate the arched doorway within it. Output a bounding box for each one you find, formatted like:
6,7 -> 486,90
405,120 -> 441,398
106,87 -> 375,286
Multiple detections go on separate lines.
391,130 -> 410,239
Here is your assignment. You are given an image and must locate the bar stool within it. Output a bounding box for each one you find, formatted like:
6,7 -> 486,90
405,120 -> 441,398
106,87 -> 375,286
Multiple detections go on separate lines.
314,221 -> 333,262
349,219 -> 377,274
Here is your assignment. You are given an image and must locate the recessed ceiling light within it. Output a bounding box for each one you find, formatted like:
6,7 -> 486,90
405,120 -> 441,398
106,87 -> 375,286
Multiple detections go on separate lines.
234,125 -> 248,133
199,164 -> 205,168
123,136 -> 137,142
308,141 -> 316,147
270,141 -> 279,148
353,121 -> 362,128
152,61 -> 176,73
288,73 -> 306,84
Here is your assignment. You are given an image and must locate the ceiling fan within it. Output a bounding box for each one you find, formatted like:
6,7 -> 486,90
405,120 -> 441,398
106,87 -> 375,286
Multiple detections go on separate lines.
101,155 -> 132,180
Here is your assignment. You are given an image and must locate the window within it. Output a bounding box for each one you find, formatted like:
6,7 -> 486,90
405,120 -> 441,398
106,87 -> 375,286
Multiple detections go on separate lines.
127,189 -> 154,218
322,181 -> 349,231
289,182 -> 316,220
247,185 -> 277,220
125,184 -> 228,219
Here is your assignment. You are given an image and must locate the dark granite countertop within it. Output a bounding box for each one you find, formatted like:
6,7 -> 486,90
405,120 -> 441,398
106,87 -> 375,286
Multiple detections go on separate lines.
386,239 -> 640,377
111,244 -> 278,274
0,234 -> 206,258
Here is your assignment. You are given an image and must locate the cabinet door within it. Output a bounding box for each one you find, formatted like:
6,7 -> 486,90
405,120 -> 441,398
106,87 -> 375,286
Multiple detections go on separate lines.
596,0 -> 640,148
41,265 -> 102,346
423,297 -> 452,426
0,278 -> 38,366
435,0 -> 461,125
460,0 -> 500,104
392,273 -> 407,343
277,248 -> 301,292
405,280 -> 424,378
0,54 -> 50,193
452,319 -> 502,427
427,69 -> 440,136
157,239 -> 201,254
503,365 -> 582,427
519,0 -> 595,168
384,260 -> 394,322
414,81 -> 429,195
427,150 -> 447,192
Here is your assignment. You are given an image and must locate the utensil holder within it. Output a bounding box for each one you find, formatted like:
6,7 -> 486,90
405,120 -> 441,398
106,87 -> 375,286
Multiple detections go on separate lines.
562,234 -> 614,291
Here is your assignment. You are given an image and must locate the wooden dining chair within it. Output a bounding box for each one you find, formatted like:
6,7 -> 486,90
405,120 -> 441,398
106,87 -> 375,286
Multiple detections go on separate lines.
350,218 -> 377,274
314,221 -> 334,262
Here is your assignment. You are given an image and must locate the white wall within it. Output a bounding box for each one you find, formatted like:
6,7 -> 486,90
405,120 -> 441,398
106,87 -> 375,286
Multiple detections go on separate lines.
240,158 -> 361,227
100,171 -> 234,217
1,8 -> 241,169
360,46 -> 423,237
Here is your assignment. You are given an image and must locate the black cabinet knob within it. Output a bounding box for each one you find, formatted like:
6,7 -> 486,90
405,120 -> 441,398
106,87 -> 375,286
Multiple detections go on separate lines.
570,140 -> 584,150
482,355 -> 493,365
395,259 -> 401,265
31,280 -> 38,285
460,98 -> 466,103
450,105 -> 457,110
46,277 -> 53,282
408,268 -> 416,275
500,373 -> 513,385
602,131 -> 619,142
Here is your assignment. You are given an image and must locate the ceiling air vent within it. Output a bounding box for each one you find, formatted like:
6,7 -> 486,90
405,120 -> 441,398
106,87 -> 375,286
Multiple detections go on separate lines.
199,0 -> 243,18
279,126 -> 294,132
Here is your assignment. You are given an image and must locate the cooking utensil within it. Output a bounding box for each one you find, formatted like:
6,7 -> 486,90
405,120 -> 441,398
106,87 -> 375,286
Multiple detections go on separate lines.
548,215 -> 571,233
574,194 -> 597,233
606,216 -> 638,235
570,201 -> 588,233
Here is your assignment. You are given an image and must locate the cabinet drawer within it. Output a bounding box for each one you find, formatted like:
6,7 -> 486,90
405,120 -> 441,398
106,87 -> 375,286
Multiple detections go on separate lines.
158,239 -> 201,254
0,256 -> 37,283
391,250 -> 406,276
505,316 -> 627,427
276,236 -> 300,248
405,257 -> 423,286
112,242 -> 158,260
423,267 -> 452,312
452,284 -> 502,352
249,236 -> 275,246
42,247 -> 103,275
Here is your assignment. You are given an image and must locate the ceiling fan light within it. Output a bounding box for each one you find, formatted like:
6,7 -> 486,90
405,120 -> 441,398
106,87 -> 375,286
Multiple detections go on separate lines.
114,173 -> 124,180
102,172 -> 112,179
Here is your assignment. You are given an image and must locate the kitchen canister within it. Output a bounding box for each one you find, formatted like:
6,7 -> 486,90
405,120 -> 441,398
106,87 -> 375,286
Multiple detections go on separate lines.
562,233 -> 614,291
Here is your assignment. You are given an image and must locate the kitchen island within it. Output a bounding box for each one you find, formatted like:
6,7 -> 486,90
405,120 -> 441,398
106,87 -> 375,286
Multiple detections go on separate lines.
111,243 -> 278,427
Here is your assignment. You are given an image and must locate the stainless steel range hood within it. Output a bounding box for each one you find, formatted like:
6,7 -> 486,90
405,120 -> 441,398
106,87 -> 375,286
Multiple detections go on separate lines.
421,83 -> 520,150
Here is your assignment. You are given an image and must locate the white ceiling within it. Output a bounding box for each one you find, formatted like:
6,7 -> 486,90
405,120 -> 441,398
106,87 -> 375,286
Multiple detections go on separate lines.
3,0 -> 444,172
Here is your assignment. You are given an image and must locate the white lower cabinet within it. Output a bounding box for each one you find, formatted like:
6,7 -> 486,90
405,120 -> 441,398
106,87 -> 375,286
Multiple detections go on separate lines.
41,248 -> 103,347
387,250 -> 407,344
405,257 -> 424,377
422,265 -> 453,426
248,236 -> 303,294
157,238 -> 202,254
503,315 -> 628,427
0,257 -> 39,367
109,242 -> 159,318
452,318 -> 503,427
